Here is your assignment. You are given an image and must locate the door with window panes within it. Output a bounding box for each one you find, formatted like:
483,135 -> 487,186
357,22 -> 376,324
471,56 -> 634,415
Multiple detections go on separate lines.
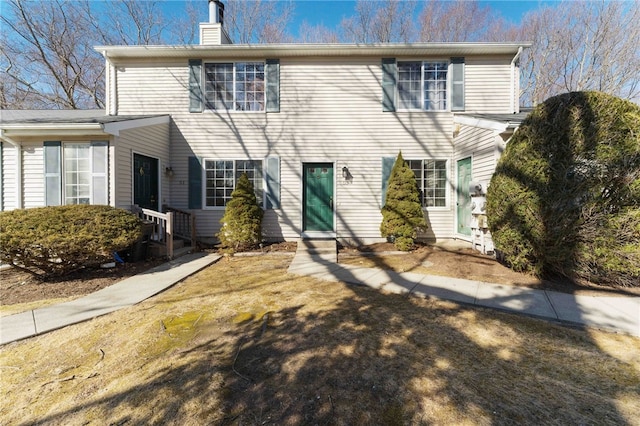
133,154 -> 159,211
303,163 -> 334,232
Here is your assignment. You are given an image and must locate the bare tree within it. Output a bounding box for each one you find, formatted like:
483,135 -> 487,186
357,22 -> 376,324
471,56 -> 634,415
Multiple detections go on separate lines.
341,0 -> 416,43
224,0 -> 295,43
520,1 -> 640,105
0,0 -> 199,109
1,0 -> 105,109
418,0 -> 492,42
297,21 -> 340,44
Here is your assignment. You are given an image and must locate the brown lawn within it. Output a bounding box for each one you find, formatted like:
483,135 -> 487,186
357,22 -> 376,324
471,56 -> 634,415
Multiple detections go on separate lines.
1,255 -> 638,425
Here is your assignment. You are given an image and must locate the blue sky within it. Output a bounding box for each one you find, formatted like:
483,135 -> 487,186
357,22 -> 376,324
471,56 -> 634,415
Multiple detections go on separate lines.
166,0 -> 559,39
278,1 -> 557,34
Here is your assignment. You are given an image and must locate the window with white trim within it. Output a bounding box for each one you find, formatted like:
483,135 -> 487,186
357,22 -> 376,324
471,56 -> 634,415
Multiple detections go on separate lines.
397,61 -> 448,111
204,62 -> 265,111
407,159 -> 448,207
204,159 -> 263,207
44,141 -> 108,206
64,144 -> 92,204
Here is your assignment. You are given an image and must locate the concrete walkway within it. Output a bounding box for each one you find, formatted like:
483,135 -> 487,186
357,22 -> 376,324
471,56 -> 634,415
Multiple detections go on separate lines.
289,240 -> 640,337
1,252 -> 221,345
2,241 -> 638,345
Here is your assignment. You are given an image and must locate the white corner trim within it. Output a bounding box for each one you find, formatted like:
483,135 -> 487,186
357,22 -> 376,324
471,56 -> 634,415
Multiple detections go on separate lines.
102,115 -> 170,136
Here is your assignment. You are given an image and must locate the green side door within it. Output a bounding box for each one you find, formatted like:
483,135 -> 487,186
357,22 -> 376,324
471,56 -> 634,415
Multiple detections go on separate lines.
456,157 -> 472,236
303,163 -> 334,232
134,153 -> 159,211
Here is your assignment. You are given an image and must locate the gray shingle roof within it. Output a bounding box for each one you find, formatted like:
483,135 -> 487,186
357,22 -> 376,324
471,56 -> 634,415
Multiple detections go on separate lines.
0,110 -> 167,125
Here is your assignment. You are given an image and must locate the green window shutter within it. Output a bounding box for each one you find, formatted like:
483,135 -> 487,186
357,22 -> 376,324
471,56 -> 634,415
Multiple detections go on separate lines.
451,57 -> 465,111
381,156 -> 395,206
91,141 -> 109,205
188,156 -> 203,209
266,59 -> 280,113
382,58 -> 397,112
189,59 -> 203,113
44,141 -> 62,206
265,156 -> 280,209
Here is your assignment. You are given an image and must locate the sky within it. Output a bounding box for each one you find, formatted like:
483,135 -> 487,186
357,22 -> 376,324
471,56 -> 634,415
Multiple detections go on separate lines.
290,1 -> 553,28
166,0 -> 560,40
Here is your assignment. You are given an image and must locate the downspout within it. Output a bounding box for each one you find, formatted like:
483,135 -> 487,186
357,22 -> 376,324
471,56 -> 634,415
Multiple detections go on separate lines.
510,46 -> 523,114
0,130 -> 23,209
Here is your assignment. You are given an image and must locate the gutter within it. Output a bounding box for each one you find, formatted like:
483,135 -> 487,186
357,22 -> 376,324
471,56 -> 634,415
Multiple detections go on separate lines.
0,129 -> 23,209
510,46 -> 524,113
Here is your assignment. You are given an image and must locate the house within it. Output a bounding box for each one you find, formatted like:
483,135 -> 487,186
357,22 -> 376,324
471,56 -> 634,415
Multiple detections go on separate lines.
0,1 -> 530,250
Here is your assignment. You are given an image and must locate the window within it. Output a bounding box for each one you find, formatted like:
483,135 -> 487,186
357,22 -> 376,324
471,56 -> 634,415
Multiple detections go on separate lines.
407,159 -> 448,207
204,62 -> 265,111
44,141 -> 108,206
397,61 -> 448,111
64,144 -> 91,204
204,159 -> 263,207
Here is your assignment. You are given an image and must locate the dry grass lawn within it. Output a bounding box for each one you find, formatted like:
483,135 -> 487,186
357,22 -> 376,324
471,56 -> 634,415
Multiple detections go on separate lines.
1,255 -> 639,425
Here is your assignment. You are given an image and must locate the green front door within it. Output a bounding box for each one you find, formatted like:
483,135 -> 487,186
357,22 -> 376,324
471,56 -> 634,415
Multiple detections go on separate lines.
134,154 -> 159,210
303,163 -> 334,232
457,157 -> 472,236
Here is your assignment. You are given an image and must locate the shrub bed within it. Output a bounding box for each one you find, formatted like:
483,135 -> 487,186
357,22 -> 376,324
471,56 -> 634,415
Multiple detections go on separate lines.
487,91 -> 640,287
0,205 -> 143,279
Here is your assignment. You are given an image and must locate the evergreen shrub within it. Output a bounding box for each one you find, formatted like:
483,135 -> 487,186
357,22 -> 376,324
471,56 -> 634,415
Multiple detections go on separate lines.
0,205 -> 143,278
380,151 -> 428,251
217,173 -> 264,252
487,91 -> 640,287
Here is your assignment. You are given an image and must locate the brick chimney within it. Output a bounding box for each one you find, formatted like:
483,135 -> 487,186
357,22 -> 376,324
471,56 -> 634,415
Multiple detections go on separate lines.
200,0 -> 231,45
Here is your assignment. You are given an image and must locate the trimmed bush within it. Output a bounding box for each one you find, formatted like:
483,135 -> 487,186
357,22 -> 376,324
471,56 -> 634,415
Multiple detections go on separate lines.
217,173 -> 264,252
0,205 -> 143,279
487,91 -> 640,287
380,151 -> 428,251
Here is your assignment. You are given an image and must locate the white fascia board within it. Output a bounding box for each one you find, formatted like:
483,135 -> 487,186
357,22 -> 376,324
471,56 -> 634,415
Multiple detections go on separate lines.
0,123 -> 105,137
102,115 -> 170,136
453,115 -> 509,132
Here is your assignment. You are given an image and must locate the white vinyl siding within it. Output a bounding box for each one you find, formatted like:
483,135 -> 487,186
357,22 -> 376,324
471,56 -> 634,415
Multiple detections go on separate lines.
465,56 -> 513,113
22,143 -> 45,208
113,122 -> 170,210
113,53 -> 516,242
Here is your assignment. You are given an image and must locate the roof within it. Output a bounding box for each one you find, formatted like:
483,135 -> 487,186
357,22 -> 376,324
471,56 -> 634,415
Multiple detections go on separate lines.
0,110 -> 164,125
96,42 -> 531,61
0,110 -> 169,138
454,109 -> 532,131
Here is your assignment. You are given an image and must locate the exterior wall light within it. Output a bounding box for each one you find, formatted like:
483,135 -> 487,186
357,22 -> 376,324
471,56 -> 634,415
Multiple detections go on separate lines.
165,166 -> 174,178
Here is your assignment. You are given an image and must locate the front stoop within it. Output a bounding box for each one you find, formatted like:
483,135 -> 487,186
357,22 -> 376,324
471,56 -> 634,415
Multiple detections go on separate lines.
295,239 -> 338,262
149,239 -> 193,259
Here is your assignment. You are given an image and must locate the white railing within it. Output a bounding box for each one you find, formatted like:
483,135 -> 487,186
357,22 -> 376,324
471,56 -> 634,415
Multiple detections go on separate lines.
140,208 -> 174,259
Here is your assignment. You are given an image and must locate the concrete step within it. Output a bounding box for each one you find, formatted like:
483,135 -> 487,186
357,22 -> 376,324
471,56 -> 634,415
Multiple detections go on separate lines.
295,239 -> 337,262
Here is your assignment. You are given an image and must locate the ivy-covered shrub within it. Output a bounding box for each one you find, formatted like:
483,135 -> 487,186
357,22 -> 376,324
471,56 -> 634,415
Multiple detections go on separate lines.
380,151 -> 428,251
487,91 -> 640,287
217,173 -> 264,252
0,205 -> 143,279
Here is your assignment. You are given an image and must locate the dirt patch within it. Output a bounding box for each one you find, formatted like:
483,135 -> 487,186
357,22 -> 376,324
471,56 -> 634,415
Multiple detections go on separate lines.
0,259 -> 166,306
339,242 -> 640,297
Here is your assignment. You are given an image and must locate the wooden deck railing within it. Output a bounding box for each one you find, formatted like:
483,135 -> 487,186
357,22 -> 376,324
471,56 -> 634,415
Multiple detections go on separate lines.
140,208 -> 174,259
163,205 -> 197,248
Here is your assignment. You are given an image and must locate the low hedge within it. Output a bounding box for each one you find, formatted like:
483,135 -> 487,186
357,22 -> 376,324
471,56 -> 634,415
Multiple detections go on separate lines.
487,91 -> 640,287
0,205 -> 143,279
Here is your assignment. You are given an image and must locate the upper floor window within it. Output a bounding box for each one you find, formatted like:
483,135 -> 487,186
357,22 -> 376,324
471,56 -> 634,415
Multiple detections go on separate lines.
397,61 -> 448,111
204,62 -> 265,111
